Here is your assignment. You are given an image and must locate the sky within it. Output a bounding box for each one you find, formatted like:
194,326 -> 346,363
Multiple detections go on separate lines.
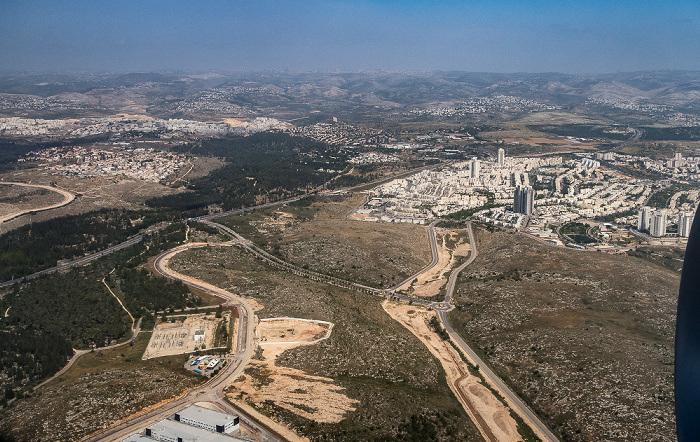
1,0 -> 700,74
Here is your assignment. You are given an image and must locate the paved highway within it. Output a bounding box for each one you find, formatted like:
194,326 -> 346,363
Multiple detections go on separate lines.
7,164 -> 450,440
0,234 -> 147,288
203,216 -> 559,441
389,220 -> 440,291
1,163 -> 442,289
433,221 -> 560,442
613,128 -> 643,151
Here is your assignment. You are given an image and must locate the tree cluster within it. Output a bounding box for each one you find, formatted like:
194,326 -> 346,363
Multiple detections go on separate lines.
147,132 -> 343,211
0,208 -> 178,281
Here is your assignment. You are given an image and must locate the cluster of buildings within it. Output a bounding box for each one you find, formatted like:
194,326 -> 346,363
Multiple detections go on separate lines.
587,98 -> 700,127
21,146 -> 187,182
349,152 -> 399,164
352,146 -> 698,247
352,150 -> 562,223
637,206 -> 694,238
411,95 -> 559,117
597,150 -> 700,181
287,121 -> 387,146
122,404 -> 246,442
0,116 -> 288,139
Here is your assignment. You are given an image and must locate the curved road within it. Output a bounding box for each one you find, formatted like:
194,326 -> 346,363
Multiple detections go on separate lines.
433,221 -> 560,442
0,181 -> 75,223
389,220 -> 440,291
82,241 -> 283,442
204,216 -> 559,441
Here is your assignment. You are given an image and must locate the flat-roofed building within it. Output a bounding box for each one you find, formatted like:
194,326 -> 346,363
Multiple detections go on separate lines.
145,419 -> 245,442
174,404 -> 239,434
650,210 -> 667,237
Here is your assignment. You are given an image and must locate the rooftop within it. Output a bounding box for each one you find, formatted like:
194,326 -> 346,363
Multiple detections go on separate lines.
148,419 -> 245,442
176,404 -> 238,427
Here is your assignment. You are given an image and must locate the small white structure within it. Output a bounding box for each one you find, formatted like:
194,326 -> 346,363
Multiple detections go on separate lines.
194,329 -> 205,342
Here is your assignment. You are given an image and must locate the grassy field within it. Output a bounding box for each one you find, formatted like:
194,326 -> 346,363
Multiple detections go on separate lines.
216,193 -> 432,289
169,244 -> 482,441
448,227 -> 678,441
0,333 -> 203,441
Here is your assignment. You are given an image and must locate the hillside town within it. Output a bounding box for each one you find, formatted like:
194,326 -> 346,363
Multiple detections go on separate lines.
0,116 -> 288,139
20,146 -> 188,182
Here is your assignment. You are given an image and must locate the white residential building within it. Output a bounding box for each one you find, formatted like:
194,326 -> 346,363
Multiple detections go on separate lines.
638,206 -> 652,231
679,211 -> 694,238
650,210 -> 667,237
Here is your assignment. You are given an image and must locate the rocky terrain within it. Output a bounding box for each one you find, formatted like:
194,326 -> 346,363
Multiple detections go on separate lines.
449,227 -> 678,441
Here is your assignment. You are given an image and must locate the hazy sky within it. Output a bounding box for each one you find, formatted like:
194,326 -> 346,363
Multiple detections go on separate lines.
2,0 -> 699,74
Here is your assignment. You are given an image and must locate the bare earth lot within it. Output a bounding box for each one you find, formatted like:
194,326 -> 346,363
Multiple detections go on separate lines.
449,226 -> 678,441
258,317 -> 332,345
231,318 -> 355,424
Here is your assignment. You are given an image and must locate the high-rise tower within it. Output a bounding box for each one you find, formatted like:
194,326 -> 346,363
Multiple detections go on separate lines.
470,157 -> 480,179
497,148 -> 505,166
513,185 -> 534,215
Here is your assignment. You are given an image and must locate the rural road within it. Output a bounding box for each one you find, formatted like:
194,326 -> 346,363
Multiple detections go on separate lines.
82,241 -> 284,442
433,221 -> 560,442
0,181 -> 75,223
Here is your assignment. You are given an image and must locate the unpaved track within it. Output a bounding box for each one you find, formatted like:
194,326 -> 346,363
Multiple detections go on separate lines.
0,181 -> 75,223
436,222 -> 559,442
81,241 -> 287,442
383,302 -> 519,442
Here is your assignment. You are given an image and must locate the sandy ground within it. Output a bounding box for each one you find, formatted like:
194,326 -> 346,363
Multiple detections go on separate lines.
228,317 -> 357,424
383,301 -> 521,442
399,229 -> 471,297
258,317 -> 332,345
142,313 -> 228,360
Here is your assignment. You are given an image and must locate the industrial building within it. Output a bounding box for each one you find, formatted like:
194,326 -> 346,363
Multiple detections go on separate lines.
121,435 -> 156,442
175,404 -> 240,434
144,419 -> 245,442
121,405 -> 245,442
